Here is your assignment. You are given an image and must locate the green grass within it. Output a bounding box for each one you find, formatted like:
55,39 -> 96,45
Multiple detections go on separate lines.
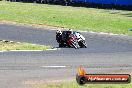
0,40 -> 51,50
0,1 -> 132,35
39,80 -> 132,88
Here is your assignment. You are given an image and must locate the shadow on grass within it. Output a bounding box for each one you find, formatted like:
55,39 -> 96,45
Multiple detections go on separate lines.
120,13 -> 132,17
109,11 -> 120,14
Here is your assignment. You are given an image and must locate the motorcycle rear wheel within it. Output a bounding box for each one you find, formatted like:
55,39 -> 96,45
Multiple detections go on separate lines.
70,40 -> 80,49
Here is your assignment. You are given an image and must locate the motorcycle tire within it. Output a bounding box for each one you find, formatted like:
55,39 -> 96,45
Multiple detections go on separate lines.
70,40 -> 80,49
79,40 -> 87,48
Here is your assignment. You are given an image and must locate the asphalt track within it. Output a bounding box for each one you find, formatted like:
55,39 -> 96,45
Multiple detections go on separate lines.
0,23 -> 132,88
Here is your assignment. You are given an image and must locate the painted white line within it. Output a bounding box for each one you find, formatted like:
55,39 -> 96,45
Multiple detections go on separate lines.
41,65 -> 67,68
46,48 -> 60,51
99,32 -> 108,35
10,50 -> 44,52
0,48 -> 59,52
89,31 -> 96,33
46,49 -> 57,51
0,50 -> 44,52
0,51 -> 5,53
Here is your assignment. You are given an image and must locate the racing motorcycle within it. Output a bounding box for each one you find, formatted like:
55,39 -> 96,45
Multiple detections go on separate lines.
74,32 -> 87,48
66,34 -> 80,49
56,30 -> 87,49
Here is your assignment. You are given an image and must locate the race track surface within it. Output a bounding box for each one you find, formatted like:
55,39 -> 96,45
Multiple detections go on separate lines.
0,24 -> 132,88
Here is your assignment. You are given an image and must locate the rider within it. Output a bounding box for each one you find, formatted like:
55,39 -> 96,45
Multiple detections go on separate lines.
65,29 -> 73,39
56,29 -> 79,47
56,30 -> 63,44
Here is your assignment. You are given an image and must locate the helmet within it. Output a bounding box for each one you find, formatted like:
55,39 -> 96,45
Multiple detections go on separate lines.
68,29 -> 73,34
56,30 -> 62,35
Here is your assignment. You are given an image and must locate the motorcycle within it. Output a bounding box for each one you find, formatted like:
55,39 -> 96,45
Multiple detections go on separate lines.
56,31 -> 87,49
66,34 -> 80,49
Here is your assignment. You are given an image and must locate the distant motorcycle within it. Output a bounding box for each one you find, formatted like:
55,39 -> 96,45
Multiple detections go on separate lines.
56,30 -> 87,49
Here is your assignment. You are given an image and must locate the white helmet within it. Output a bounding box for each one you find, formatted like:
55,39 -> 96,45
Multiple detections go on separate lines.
56,30 -> 62,34
68,29 -> 73,34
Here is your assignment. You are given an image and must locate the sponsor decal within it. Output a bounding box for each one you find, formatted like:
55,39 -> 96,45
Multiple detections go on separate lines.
76,66 -> 131,85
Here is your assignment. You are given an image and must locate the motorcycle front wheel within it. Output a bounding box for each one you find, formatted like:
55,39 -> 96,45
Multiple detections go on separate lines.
79,41 -> 87,48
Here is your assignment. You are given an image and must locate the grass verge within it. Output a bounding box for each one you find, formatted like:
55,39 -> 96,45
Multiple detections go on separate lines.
0,40 -> 51,50
0,1 -> 132,35
38,80 -> 132,88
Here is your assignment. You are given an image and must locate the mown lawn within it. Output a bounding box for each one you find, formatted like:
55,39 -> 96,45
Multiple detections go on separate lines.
0,40 -> 51,50
0,1 -> 132,35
